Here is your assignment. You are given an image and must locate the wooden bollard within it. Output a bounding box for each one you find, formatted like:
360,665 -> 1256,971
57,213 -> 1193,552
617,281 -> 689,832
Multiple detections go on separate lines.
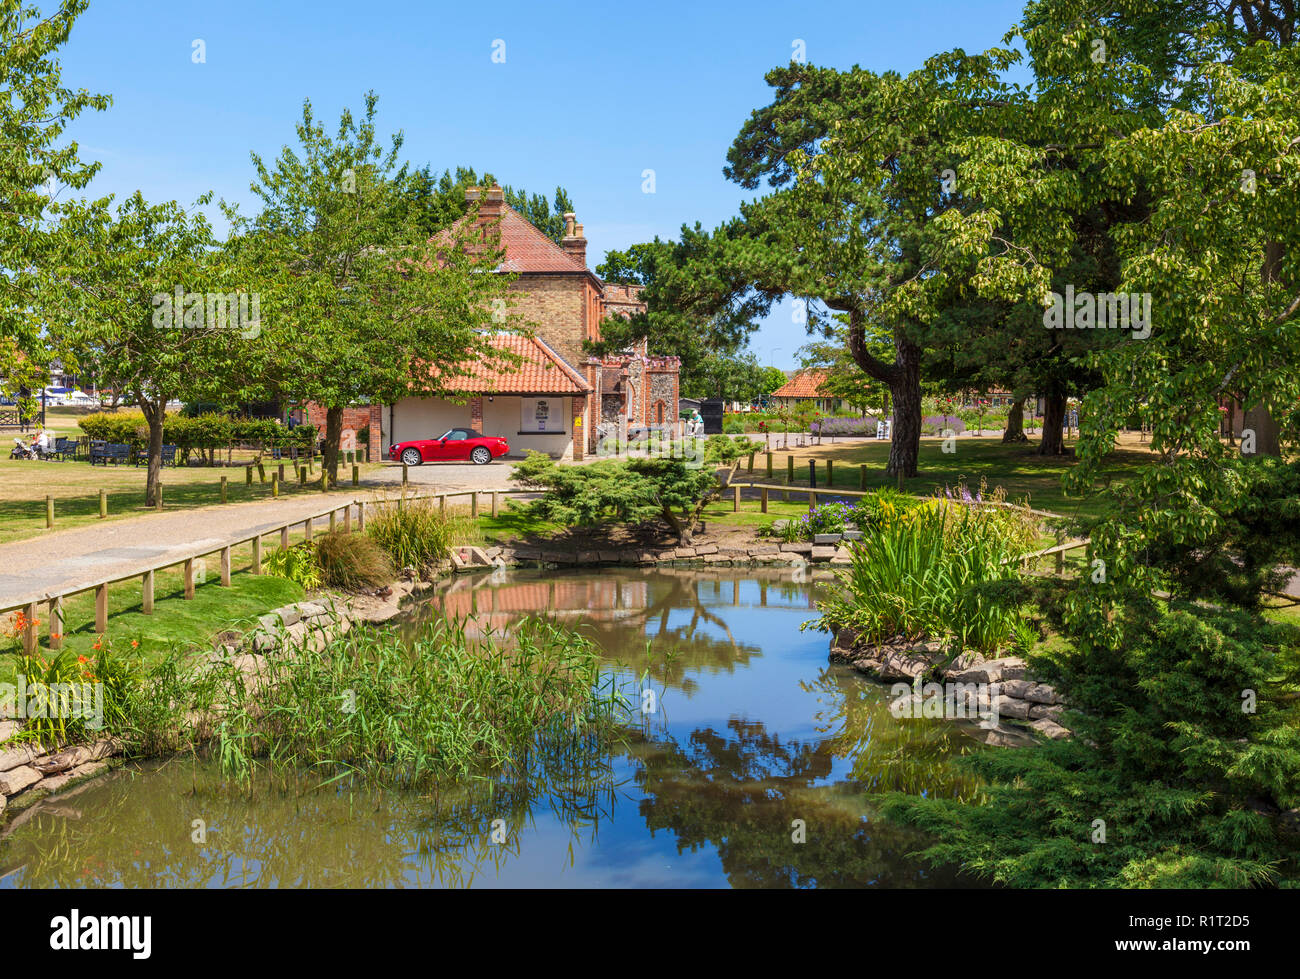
859,464 -> 867,490
808,460 -> 817,489
491,491 -> 499,518
761,487 -> 769,513
787,456 -> 794,484
49,596 -> 63,650
96,582 -> 108,629
471,492 -> 478,519
766,452 -> 773,478
299,466 -> 307,486
826,460 -> 834,485
220,546 -> 231,586
45,495 -> 53,529
278,463 -> 285,482
272,473 -> 279,498
356,502 -> 365,532
305,517 -> 313,542
439,494 -> 446,514
352,464 -> 359,487
280,526 -> 289,550
320,471 -> 328,492
810,490 -> 818,508
220,475 -> 228,503
733,484 -> 741,512
747,452 -> 755,472
257,462 -> 266,484
183,559 -> 195,599
402,463 -> 409,485
99,488 -> 107,519
142,570 -> 154,614
329,509 -> 337,533
253,535 -> 262,575
344,506 -> 352,533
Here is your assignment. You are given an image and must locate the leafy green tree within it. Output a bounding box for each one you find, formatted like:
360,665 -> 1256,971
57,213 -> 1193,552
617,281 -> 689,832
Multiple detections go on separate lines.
0,0 -> 109,409
512,436 -> 759,543
591,231 -> 773,393
401,164 -> 574,243
226,94 -> 521,486
875,0 -> 1300,887
50,192 -> 241,506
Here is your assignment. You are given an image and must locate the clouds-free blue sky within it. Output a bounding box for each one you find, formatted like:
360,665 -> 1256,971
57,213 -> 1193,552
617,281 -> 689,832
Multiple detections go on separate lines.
58,0 -> 1027,368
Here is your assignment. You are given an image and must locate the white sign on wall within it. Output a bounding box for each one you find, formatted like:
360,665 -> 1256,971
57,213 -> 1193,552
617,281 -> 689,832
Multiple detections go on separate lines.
520,397 -> 565,434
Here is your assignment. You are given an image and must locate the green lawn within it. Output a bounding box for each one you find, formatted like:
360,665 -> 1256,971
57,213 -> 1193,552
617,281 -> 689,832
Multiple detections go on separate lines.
0,540 -> 304,686
0,455 -> 383,545
724,433 -> 1156,521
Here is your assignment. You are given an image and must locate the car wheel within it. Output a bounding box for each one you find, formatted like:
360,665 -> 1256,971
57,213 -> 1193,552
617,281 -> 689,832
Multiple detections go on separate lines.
470,446 -> 492,465
401,448 -> 423,467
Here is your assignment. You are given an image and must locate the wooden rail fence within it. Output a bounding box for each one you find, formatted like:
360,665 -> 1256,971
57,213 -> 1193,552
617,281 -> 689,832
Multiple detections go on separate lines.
2,488 -> 530,656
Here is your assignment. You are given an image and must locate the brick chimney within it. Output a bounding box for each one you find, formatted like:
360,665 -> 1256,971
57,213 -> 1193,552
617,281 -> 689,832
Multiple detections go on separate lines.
561,212 -> 586,267
480,184 -> 505,218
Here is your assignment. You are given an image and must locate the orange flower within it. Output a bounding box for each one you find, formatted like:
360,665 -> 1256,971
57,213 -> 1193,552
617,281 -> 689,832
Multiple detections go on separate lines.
92,641 -> 101,651
131,640 -> 139,648
77,655 -> 88,664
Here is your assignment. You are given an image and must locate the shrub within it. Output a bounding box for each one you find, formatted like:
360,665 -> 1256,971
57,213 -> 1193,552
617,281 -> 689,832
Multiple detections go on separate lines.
314,531 -> 393,590
79,412 -> 314,450
366,497 -> 466,571
813,416 -> 881,437
920,415 -> 967,436
265,542 -> 323,589
810,504 -> 1027,653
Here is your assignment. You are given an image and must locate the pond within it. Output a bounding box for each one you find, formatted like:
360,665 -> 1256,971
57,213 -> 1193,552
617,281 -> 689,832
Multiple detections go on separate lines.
0,567 -> 990,888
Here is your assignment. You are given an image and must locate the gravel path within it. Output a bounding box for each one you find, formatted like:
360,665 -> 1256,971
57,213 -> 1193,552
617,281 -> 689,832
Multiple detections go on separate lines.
0,462 -> 521,608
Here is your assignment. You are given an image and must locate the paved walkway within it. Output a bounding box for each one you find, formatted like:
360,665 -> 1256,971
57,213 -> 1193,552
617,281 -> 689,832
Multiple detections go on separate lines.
0,463 -> 521,608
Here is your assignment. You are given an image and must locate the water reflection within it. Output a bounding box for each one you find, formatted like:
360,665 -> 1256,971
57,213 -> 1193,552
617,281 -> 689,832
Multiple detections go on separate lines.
1,568 -> 987,888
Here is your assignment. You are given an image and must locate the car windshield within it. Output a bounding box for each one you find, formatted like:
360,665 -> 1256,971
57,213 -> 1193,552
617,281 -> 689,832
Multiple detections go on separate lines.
439,429 -> 480,441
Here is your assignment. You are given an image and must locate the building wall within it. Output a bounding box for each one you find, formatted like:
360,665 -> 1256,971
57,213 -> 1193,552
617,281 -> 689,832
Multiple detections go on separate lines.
386,397 -> 471,448
508,275 -> 588,368
304,404 -> 382,459
482,395 -> 572,458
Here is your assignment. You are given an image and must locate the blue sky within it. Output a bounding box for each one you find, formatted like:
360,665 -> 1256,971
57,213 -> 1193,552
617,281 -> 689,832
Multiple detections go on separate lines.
58,0 -> 1027,369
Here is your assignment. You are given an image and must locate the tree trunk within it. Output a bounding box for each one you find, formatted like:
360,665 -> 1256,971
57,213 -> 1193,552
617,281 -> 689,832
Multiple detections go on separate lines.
140,398 -> 166,507
323,406 -> 344,488
1038,392 -> 1068,456
845,307 -> 921,477
1002,396 -> 1028,443
885,336 -> 922,476
1242,402 -> 1282,456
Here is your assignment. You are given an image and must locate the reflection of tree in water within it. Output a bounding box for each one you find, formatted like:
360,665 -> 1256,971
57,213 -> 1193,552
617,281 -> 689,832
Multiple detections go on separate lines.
0,731 -> 624,889
803,667 -> 988,802
626,718 -> 980,888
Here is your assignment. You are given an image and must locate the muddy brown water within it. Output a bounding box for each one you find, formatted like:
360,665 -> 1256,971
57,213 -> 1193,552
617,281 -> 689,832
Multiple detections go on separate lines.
0,567 -> 990,888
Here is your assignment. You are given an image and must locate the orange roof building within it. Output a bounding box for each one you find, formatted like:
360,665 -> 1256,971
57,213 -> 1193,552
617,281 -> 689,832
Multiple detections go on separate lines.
771,369 -> 845,413
379,185 -> 680,460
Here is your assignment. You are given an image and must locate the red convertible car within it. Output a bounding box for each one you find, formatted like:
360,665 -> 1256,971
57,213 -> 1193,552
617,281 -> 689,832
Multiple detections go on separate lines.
388,428 -> 509,466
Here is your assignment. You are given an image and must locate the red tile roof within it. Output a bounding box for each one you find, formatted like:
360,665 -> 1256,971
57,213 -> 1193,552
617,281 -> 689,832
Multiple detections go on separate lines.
433,332 -> 592,395
437,205 -> 591,275
772,369 -> 831,399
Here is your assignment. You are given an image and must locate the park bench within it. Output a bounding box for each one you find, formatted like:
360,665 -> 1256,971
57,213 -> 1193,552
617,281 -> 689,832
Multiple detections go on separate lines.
132,444 -> 178,467
48,436 -> 77,461
89,441 -> 132,466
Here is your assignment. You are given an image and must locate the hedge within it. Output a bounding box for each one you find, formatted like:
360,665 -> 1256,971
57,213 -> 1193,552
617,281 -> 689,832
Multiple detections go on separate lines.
79,412 -> 316,450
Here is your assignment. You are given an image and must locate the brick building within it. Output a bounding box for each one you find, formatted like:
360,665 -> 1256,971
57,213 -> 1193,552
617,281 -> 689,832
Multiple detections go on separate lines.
382,185 -> 680,460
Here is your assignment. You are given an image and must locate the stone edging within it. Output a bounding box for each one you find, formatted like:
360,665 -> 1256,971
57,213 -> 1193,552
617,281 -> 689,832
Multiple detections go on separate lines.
828,628 -> 1071,747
